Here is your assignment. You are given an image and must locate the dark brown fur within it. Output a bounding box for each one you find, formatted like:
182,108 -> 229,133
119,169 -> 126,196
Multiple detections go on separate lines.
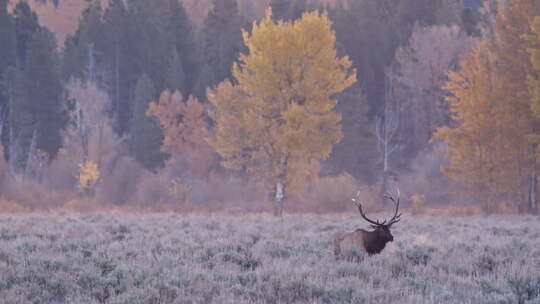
334,226 -> 394,256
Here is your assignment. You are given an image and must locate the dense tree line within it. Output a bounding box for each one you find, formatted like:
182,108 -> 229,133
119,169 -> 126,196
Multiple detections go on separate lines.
1,0 -> 65,173
6,0 -> 523,213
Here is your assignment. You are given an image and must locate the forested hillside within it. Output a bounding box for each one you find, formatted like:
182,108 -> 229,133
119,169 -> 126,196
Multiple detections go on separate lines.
0,0 -> 538,215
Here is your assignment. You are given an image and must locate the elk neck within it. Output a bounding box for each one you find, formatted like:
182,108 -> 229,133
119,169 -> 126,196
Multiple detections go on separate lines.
362,229 -> 391,255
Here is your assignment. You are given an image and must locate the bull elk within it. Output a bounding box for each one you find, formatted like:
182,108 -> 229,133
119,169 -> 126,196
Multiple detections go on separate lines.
334,190 -> 402,256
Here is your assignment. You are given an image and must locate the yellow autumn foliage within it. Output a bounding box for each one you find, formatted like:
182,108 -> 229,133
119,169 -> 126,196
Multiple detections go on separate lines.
78,161 -> 100,192
527,17 -> 540,119
410,194 -> 425,216
434,0 -> 540,212
208,9 -> 356,201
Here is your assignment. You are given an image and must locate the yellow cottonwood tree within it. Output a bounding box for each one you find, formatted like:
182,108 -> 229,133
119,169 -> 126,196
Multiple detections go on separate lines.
208,10 -> 356,216
434,0 -> 540,212
434,42 -> 517,211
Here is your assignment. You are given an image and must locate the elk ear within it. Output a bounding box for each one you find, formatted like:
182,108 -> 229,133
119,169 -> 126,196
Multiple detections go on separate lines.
370,225 -> 379,230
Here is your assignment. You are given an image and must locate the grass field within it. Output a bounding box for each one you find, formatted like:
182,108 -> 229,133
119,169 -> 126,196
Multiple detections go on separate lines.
0,213 -> 539,304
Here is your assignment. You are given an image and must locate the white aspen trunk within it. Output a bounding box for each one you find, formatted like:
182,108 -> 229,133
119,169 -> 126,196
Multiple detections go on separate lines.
24,129 -> 38,180
274,181 -> 284,217
383,140 -> 389,173
529,170 -> 537,213
376,68 -> 400,200
0,106 -> 5,139
528,145 -> 538,214
114,44 -> 120,129
8,128 -> 18,176
273,156 -> 289,217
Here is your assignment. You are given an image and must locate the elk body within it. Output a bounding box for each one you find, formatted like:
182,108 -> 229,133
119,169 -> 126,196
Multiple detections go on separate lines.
334,191 -> 402,257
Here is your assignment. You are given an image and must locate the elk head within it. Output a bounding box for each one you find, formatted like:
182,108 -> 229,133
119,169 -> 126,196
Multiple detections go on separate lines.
334,190 -> 402,256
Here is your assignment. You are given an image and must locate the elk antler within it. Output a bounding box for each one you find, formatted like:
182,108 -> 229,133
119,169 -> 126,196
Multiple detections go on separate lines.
352,189 -> 402,227
352,191 -> 386,226
383,188 -> 402,226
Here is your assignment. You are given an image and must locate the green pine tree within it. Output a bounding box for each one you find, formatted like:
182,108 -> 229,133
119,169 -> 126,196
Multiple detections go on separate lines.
325,86 -> 379,184
62,3 -> 105,82
4,65 -> 29,169
160,0 -> 198,95
270,0 -> 307,21
166,48 -> 187,94
200,0 -> 244,92
129,74 -> 166,171
0,0 -> 16,116
7,28 -> 65,170
0,0 -> 16,75
192,63 -> 213,103
461,7 -> 480,37
24,29 -> 65,160
12,1 -> 40,68
102,0 -> 129,125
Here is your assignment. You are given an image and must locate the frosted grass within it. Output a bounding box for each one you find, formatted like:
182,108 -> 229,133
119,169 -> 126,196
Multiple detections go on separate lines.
0,213 -> 539,303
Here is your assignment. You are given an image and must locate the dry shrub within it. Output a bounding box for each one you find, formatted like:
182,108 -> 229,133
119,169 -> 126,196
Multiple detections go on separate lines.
398,145 -> 456,207
133,160 -> 267,212
291,173 -> 363,213
43,149 -> 78,190
420,204 -> 482,216
0,197 -> 25,213
169,177 -> 192,202
399,173 -> 453,206
493,201 -> 521,214
130,150 -> 264,209
132,156 -> 187,205
96,156 -> 143,205
134,170 -> 174,205
0,144 -> 77,211
65,198 -> 106,212
190,173 -> 264,206
410,194 -> 425,216
1,178 -> 76,210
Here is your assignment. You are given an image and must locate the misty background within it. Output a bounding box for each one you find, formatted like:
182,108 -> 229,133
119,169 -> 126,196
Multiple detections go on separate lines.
0,0 -> 502,214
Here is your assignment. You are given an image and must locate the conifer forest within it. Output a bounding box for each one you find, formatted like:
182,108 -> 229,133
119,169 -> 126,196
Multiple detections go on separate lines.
0,0 -> 539,303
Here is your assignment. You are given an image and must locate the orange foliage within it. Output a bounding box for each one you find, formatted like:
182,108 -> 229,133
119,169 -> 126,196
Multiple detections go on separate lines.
148,90 -> 215,179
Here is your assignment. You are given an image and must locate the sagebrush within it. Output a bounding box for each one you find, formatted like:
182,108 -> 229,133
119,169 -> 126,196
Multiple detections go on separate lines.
0,214 -> 539,303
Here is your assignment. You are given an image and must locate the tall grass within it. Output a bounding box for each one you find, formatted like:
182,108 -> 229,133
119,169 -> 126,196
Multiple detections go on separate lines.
0,214 -> 539,303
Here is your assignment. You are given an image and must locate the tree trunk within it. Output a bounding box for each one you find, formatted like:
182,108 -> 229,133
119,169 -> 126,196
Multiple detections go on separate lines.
379,170 -> 389,201
274,181 -> 285,217
528,162 -> 538,214
379,170 -> 397,205
23,129 -> 37,180
527,170 -> 538,213
8,128 -> 17,174
525,144 -> 539,214
114,44 -> 120,130
273,156 -> 289,217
